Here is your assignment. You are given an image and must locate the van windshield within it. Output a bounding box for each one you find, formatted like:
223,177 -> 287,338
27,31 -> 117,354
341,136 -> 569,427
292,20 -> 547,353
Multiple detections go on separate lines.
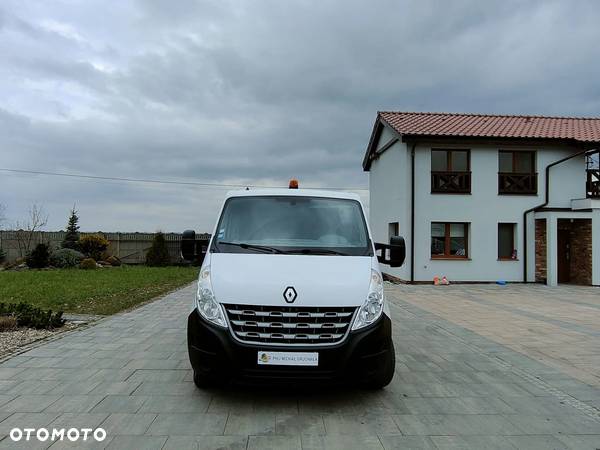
213,196 -> 372,256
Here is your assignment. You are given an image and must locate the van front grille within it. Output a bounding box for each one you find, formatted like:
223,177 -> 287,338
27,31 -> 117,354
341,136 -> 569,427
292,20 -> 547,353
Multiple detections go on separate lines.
224,304 -> 356,346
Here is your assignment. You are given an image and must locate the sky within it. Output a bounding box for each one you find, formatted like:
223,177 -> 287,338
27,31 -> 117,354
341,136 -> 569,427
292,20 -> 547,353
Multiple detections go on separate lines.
1,0 -> 599,233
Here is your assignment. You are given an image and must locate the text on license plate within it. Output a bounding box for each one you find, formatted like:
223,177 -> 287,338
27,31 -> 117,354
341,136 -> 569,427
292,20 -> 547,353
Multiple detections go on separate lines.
257,351 -> 318,366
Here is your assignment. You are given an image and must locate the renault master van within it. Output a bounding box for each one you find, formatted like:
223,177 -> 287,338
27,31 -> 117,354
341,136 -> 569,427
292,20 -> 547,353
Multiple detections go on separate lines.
181,183 -> 405,388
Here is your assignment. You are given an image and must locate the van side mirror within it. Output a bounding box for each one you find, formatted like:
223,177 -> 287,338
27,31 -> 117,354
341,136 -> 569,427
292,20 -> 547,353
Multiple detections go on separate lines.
375,235 -> 406,268
181,229 -> 196,261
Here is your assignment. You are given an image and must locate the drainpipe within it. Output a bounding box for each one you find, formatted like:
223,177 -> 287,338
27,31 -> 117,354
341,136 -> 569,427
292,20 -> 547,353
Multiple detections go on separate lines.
410,144 -> 416,283
522,148 -> 592,282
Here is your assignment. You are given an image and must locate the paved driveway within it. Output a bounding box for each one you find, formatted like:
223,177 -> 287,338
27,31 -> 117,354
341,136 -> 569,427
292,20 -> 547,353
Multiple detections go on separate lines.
0,283 -> 598,449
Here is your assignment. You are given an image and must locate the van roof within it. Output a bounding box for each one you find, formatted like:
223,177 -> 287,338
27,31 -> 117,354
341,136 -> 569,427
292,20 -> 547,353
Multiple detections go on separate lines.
225,188 -> 361,201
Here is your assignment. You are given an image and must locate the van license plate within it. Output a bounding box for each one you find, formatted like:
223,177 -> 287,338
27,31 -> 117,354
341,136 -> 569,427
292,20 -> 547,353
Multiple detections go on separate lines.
257,351 -> 318,366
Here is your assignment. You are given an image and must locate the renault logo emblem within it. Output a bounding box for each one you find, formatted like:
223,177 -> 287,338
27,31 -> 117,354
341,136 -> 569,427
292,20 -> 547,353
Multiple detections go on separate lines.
283,286 -> 297,303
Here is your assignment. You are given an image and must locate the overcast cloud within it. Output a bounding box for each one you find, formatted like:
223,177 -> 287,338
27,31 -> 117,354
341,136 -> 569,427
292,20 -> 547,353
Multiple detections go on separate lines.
1,0 -> 599,232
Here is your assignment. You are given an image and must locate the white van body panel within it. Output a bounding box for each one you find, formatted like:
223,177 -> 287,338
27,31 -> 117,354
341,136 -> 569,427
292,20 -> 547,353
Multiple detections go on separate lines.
210,253 -> 372,307
200,188 -> 389,317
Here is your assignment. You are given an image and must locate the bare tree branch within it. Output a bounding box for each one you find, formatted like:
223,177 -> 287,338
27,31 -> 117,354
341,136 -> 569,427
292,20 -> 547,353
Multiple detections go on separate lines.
13,203 -> 49,257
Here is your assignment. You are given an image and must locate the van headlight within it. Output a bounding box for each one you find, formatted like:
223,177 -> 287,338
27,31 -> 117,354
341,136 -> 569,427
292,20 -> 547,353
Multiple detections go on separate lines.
195,266 -> 227,328
352,270 -> 384,330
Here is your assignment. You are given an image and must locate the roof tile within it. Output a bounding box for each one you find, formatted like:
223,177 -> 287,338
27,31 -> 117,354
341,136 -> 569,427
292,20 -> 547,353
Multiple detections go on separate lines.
379,111 -> 600,143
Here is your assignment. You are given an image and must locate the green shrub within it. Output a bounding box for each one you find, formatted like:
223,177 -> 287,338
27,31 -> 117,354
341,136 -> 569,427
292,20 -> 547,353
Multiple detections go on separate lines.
79,234 -> 109,260
26,243 -> 50,268
0,246 -> 6,264
146,232 -> 171,266
49,248 -> 85,268
106,255 -> 122,266
0,302 -> 65,329
79,258 -> 97,270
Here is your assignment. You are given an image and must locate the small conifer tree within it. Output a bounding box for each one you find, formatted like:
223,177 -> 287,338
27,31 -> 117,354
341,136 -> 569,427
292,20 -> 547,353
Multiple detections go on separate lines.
146,232 -> 171,266
62,206 -> 80,250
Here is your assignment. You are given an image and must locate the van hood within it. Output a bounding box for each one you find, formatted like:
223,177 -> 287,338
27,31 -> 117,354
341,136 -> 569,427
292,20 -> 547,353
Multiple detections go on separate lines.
210,253 -> 372,307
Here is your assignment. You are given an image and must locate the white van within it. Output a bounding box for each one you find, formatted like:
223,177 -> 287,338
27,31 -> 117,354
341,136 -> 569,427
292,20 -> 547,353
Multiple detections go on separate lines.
181,183 -> 405,388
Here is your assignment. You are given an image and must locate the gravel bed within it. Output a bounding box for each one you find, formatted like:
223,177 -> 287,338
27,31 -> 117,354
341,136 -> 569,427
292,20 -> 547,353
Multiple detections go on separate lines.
0,324 -> 77,358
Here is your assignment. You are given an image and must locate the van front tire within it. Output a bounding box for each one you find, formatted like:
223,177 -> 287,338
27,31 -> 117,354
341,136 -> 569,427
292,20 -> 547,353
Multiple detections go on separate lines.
193,369 -> 225,389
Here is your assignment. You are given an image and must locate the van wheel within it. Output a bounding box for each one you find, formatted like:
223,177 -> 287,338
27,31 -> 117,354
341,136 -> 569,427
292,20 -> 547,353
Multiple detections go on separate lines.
193,370 -> 222,389
363,342 -> 395,389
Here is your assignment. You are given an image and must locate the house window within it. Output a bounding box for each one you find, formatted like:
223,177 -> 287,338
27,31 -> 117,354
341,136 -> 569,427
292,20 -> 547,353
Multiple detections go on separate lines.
431,149 -> 471,194
388,222 -> 399,240
431,222 -> 468,258
498,150 -> 537,194
498,223 -> 517,260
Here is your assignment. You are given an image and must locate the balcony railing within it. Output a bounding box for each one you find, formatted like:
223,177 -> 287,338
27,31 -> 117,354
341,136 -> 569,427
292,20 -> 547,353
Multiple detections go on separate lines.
431,171 -> 471,194
587,169 -> 600,198
498,172 -> 538,195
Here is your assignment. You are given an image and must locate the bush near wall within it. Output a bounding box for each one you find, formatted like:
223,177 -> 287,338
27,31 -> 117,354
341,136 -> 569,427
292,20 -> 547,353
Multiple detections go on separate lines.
26,243 -> 51,268
79,234 -> 109,260
146,232 -> 171,266
49,248 -> 85,268
79,258 -> 97,270
0,302 -> 65,329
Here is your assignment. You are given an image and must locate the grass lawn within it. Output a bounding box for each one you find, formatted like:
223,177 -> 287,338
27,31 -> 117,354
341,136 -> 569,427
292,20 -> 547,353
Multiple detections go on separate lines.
0,266 -> 198,315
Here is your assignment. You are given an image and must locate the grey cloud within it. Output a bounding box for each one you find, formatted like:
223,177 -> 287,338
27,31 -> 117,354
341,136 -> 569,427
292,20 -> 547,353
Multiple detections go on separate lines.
1,0 -> 599,231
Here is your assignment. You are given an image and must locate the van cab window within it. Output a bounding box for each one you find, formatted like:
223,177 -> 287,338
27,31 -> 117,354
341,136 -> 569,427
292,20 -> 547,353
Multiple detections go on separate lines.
213,196 -> 372,256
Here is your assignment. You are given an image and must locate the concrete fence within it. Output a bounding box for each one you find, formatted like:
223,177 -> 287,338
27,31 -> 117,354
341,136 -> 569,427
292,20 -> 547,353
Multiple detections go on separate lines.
0,231 -> 211,264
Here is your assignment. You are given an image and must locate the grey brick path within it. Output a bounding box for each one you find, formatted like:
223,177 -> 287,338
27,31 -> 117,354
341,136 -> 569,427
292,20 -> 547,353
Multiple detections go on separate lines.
0,283 -> 598,449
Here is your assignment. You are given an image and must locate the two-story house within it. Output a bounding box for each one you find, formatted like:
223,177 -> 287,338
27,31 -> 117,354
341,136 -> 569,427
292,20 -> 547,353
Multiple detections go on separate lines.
363,112 -> 600,286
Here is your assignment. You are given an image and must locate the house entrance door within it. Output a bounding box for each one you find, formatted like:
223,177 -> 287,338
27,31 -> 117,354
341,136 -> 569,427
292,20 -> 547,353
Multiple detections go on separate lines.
557,229 -> 570,283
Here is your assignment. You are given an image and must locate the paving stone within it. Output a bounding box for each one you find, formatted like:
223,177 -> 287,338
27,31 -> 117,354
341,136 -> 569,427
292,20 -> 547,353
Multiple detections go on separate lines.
0,395 -> 62,413
0,368 -> 26,379
504,435 -> 569,450
275,414 -> 326,435
378,435 -> 436,450
248,435 -> 301,450
2,380 -> 62,396
0,412 -> 59,434
146,413 -> 227,435
392,414 -> 525,436
322,414 -> 400,436
503,414 -> 600,435
126,369 -> 188,382
48,412 -> 109,430
224,413 -> 276,435
44,395 -> 106,413
89,396 -> 147,414
402,397 -> 515,415
105,435 -> 166,450
97,413 -> 157,436
556,434 -> 600,450
430,435 -> 517,449
301,434 -> 384,450
129,381 -> 201,396
137,395 -> 210,413
162,435 -> 248,450
47,437 -> 110,450
87,381 -> 141,396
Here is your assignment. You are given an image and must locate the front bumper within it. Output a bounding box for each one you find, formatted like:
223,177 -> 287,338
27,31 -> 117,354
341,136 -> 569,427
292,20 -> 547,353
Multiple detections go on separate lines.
187,309 -> 393,384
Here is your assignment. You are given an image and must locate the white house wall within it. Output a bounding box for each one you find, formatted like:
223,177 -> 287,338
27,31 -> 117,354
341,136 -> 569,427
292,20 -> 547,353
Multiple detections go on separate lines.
414,144 -> 585,282
368,126 -> 588,282
368,139 -> 411,280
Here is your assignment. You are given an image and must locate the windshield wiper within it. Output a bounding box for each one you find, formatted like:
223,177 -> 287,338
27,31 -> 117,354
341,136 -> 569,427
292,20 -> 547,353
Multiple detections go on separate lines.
217,241 -> 284,254
283,248 -> 350,256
